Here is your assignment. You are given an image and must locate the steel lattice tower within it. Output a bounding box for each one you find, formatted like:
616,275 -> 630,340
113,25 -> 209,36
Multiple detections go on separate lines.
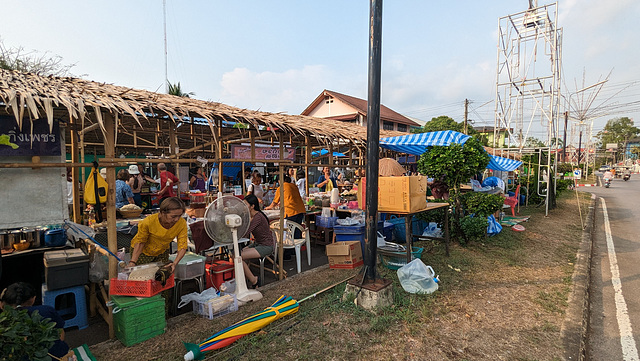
494,2 -> 562,148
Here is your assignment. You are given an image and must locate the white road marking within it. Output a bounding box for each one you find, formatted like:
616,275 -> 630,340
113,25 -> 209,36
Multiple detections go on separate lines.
601,197 -> 640,361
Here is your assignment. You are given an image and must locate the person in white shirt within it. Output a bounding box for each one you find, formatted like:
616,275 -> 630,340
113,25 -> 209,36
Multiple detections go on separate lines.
295,169 -> 306,199
247,172 -> 265,206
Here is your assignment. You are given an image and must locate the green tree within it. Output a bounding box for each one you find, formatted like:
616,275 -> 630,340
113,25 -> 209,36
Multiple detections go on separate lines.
525,137 -> 545,147
412,115 -> 477,136
631,145 -> 640,160
0,39 -> 75,76
596,117 -> 640,159
417,137 -> 490,243
167,81 -> 195,98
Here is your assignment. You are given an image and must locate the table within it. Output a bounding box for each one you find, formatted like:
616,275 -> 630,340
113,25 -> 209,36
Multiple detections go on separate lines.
383,202 -> 450,261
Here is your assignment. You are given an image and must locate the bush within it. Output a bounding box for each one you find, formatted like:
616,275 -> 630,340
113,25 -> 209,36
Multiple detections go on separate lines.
460,192 -> 504,217
0,306 -> 59,361
460,215 -> 489,245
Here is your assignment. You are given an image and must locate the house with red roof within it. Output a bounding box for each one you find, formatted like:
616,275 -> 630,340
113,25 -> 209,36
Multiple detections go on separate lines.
301,90 -> 419,133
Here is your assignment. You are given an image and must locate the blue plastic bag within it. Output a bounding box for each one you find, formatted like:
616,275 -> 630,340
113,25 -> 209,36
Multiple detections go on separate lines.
487,214 -> 502,236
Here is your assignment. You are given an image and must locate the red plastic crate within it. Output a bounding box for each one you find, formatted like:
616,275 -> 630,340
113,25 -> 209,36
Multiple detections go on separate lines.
109,274 -> 175,297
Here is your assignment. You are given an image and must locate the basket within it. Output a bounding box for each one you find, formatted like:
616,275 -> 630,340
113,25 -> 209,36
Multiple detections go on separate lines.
118,208 -> 143,219
109,274 -> 175,297
379,247 -> 424,270
192,293 -> 238,320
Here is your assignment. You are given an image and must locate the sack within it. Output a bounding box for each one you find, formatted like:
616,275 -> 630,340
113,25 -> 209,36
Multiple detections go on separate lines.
85,167 -> 108,205
487,214 -> 502,236
397,259 -> 438,294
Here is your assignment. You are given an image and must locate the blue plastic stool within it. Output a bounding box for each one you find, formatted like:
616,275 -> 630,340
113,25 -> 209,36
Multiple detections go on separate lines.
41,284 -> 88,330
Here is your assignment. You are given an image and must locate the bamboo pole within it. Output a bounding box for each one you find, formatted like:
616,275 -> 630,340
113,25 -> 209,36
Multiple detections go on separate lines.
278,137 -> 285,281
217,119 -> 224,192
305,135 -> 311,197
103,112 -> 116,339
69,117 -> 81,223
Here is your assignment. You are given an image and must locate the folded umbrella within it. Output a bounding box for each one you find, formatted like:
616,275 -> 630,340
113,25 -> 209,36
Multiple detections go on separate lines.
183,295 -> 299,360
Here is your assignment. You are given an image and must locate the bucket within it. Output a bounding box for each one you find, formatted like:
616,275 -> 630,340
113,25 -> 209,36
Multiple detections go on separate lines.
44,228 -> 66,247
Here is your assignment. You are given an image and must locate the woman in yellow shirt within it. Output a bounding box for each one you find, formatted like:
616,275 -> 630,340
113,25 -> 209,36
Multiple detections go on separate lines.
129,197 -> 188,272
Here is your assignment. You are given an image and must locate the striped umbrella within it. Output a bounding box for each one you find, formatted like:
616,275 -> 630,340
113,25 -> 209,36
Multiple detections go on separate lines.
183,295 -> 299,360
380,130 -> 522,172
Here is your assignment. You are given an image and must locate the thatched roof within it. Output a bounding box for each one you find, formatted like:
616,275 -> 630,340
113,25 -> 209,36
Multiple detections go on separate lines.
0,69 -> 405,150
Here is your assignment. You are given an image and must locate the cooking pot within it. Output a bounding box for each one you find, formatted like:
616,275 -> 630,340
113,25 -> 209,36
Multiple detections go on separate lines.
34,226 -> 48,248
0,230 -> 9,250
21,228 -> 36,244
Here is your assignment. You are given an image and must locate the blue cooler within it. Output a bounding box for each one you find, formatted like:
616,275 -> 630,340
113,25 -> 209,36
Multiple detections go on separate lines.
334,224 -> 366,255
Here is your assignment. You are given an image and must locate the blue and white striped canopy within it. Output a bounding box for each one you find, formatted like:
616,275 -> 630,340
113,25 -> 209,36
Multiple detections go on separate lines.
380,131 -> 471,154
311,149 -> 346,157
380,130 -> 522,172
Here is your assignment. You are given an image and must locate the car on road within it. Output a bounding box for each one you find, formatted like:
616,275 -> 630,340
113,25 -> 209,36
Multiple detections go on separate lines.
599,165 -> 611,172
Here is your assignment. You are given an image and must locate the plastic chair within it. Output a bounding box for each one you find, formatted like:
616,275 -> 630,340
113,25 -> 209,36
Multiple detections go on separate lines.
270,220 -> 311,274
504,185 -> 520,216
256,229 -> 279,286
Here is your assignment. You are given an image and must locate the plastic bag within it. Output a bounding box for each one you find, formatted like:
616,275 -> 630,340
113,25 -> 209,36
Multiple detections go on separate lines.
487,214 -> 502,236
178,287 -> 219,309
377,232 -> 386,247
89,253 -> 109,283
421,222 -> 442,238
397,259 -> 439,294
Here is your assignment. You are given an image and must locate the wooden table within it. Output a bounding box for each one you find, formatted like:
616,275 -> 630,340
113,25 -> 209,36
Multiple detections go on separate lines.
383,202 -> 450,261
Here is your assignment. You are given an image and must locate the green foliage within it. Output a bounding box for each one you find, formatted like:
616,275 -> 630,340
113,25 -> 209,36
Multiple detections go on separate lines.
525,137 -> 545,147
167,81 -> 195,98
556,179 -> 573,194
556,163 -> 573,175
460,192 -> 504,217
0,306 -> 59,361
412,115 -> 477,136
596,117 -> 640,159
417,137 -> 490,193
415,199 -> 450,229
460,215 -> 488,245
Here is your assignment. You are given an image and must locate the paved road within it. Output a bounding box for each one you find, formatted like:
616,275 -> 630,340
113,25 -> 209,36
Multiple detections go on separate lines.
588,173 -> 640,361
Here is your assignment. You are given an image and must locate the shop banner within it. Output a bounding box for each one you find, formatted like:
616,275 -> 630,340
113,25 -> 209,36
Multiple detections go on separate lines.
0,116 -> 61,156
230,145 -> 295,161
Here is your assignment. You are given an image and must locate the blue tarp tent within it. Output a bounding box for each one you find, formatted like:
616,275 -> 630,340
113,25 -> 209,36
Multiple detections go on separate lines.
380,130 -> 522,172
207,161 -> 253,189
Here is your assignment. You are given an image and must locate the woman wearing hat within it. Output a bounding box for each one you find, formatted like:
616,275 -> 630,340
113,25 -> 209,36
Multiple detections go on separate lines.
128,164 -> 145,207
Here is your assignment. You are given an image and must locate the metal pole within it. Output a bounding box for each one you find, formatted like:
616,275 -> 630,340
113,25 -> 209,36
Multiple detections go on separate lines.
364,0 -> 382,282
562,111 -> 568,163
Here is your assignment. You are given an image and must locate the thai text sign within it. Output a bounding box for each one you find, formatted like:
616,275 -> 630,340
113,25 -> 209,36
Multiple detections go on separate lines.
230,145 -> 295,161
0,116 -> 61,156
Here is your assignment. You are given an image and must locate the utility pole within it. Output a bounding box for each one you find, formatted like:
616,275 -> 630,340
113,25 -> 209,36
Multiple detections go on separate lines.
562,111 -> 568,163
463,99 -> 469,134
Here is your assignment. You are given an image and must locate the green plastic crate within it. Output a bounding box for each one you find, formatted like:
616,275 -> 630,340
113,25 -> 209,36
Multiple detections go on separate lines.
112,295 -> 166,346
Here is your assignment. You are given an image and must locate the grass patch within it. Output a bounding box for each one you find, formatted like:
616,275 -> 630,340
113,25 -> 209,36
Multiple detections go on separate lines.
535,288 -> 569,314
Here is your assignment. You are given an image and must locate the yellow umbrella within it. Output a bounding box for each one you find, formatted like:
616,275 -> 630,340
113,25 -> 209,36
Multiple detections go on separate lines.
184,295 -> 299,360
379,158 -> 406,176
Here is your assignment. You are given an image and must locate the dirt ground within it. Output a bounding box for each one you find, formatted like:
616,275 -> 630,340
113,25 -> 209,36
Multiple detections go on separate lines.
91,192 -> 590,361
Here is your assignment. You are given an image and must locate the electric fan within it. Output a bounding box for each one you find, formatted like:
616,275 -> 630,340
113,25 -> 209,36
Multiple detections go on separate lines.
203,195 -> 262,303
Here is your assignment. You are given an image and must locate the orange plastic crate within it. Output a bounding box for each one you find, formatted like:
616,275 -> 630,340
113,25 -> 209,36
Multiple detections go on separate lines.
110,274 -> 175,297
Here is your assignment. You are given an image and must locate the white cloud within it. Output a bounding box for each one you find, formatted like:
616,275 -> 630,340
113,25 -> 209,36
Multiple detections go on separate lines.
219,65 -> 356,114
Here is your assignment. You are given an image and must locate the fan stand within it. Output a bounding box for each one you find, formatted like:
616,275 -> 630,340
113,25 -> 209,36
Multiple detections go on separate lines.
225,214 -> 262,303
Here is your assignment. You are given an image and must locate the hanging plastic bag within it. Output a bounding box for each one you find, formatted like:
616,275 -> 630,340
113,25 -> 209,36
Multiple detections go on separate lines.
85,166 -> 108,205
487,214 -> 502,236
397,259 -> 439,294
89,253 -> 109,283
377,232 -> 386,247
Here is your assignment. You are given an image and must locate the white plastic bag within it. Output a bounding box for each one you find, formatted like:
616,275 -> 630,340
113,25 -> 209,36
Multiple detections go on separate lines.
421,222 -> 442,238
397,259 -> 439,294
178,287 -> 219,309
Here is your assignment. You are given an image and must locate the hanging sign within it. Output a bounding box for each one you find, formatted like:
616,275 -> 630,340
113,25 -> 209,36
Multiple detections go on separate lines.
230,145 -> 295,161
0,116 -> 61,156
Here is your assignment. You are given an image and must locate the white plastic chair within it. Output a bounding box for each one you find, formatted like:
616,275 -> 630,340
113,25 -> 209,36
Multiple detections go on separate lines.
270,220 -> 311,274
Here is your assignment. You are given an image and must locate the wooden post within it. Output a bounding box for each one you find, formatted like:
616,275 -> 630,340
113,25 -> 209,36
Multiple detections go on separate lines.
278,137 -> 285,280
169,121 -> 180,194
70,117 -> 81,223
305,135 -> 311,197
102,112 -> 117,339
217,119 -> 224,192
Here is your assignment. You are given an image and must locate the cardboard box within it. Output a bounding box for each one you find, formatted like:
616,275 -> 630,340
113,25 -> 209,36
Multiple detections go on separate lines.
326,241 -> 363,269
359,176 -> 428,213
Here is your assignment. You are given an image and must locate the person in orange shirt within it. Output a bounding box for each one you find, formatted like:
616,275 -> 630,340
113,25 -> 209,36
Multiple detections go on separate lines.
265,175 -> 306,260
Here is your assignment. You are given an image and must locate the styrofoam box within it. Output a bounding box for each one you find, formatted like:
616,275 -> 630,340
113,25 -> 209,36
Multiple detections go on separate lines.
192,293 -> 238,320
169,253 -> 206,280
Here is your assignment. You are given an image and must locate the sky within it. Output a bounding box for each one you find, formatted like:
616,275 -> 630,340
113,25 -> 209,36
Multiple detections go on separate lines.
1,0 -> 639,145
